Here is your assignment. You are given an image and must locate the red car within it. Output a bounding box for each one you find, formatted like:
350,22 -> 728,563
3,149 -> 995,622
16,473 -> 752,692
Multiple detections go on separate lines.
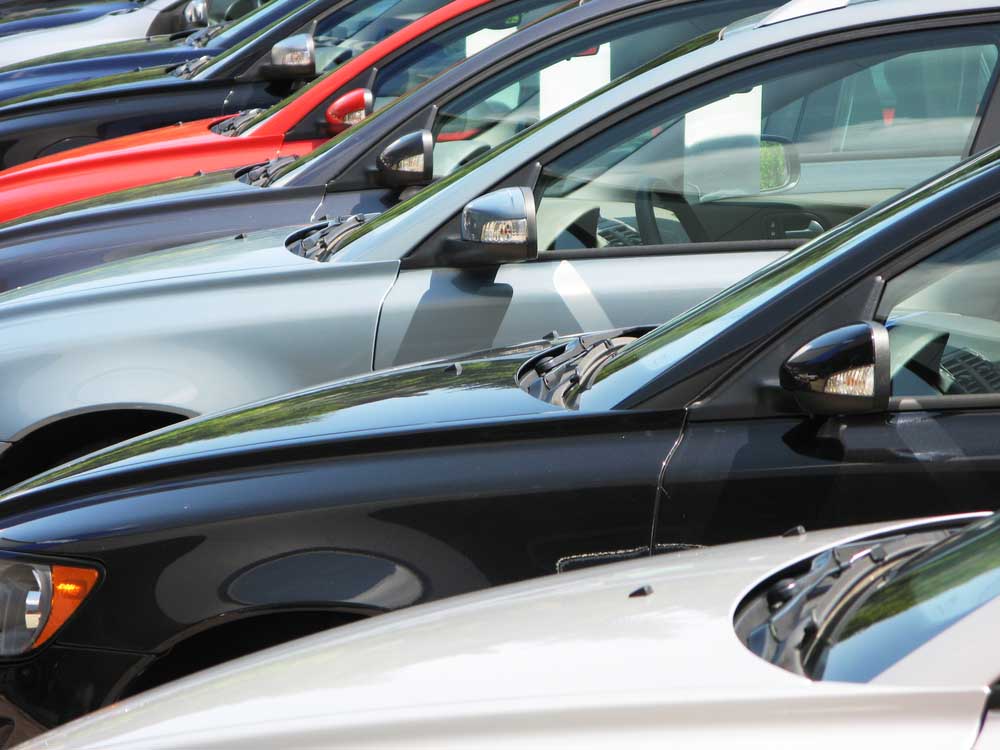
0,0 -> 550,224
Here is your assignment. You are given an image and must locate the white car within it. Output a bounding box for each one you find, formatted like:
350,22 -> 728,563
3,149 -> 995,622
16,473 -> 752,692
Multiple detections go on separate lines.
0,0 -> 203,67
18,512 -> 1000,750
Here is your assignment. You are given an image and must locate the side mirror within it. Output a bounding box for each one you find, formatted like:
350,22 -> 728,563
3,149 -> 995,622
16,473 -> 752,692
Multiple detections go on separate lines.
377,130 -> 433,188
760,135 -> 800,193
325,88 -> 373,135
183,0 -> 208,25
441,187 -> 538,268
780,322 -> 890,416
262,33 -> 315,81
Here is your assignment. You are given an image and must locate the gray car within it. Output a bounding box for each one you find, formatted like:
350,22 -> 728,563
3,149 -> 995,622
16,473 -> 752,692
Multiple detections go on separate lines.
1,0 -> 999,485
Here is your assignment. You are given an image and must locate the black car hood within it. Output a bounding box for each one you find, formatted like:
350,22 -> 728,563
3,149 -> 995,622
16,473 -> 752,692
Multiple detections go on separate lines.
0,36 -> 214,100
0,0 -> 132,38
5,349 -> 567,499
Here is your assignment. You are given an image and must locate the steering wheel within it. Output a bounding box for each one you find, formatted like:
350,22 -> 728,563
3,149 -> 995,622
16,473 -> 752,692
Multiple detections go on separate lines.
634,177 -> 708,245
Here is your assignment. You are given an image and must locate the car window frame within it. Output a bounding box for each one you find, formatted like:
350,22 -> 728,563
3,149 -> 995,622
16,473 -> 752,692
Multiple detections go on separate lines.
396,13 -> 1000,272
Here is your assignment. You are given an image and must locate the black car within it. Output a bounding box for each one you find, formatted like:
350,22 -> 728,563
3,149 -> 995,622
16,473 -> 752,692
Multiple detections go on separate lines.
0,0 -> 275,102
2,138 -> 1000,744
0,0 -> 778,290
0,0 -> 459,167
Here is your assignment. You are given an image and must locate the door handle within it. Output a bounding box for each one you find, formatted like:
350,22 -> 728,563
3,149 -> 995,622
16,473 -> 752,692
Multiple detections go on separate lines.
785,219 -> 824,239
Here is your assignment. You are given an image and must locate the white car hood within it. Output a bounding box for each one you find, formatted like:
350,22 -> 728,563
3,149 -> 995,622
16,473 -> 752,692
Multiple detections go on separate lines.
21,516 -> 991,750
0,0 -> 171,67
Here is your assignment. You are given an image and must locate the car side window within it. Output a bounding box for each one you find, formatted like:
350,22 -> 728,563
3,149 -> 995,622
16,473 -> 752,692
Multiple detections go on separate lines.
879,220 -> 1000,398
532,30 -> 1000,253
369,0 -> 567,111
429,0 -> 776,180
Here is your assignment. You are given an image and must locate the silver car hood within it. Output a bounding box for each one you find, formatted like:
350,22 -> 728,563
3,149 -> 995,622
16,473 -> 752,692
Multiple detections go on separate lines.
0,225 -> 311,312
20,516 -> 991,750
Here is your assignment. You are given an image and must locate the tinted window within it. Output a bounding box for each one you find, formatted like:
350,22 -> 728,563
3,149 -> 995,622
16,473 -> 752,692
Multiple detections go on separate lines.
881,219 -> 1000,397
532,30 -> 998,253
427,0 -> 774,179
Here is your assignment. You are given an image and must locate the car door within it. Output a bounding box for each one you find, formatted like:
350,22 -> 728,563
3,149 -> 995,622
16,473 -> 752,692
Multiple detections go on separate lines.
654,202 -> 1000,550
375,20 -> 1000,369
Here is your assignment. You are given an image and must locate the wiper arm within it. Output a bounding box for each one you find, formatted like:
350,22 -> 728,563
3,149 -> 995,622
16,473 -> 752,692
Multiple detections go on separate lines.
186,23 -> 228,48
212,108 -> 264,136
171,54 -> 212,78
288,214 -> 380,261
238,155 -> 298,187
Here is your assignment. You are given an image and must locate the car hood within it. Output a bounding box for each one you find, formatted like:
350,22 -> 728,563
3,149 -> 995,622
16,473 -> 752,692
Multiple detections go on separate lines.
0,62 -> 182,110
0,36 -> 207,100
6,339 -> 565,498
0,1 -> 131,38
16,516 -> 991,750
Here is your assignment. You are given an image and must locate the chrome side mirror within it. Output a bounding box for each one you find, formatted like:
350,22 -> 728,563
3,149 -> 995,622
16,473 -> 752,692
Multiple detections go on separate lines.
377,130 -> 433,188
183,0 -> 208,26
780,322 -> 890,416
441,187 -> 538,268
263,33 -> 315,80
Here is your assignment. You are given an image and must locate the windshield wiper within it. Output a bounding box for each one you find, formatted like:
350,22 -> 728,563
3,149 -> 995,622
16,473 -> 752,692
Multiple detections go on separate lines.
213,108 -> 264,136
237,155 -> 298,187
186,23 -> 228,48
171,54 -> 212,78
518,327 -> 651,407
741,529 -> 956,676
287,214 -> 380,261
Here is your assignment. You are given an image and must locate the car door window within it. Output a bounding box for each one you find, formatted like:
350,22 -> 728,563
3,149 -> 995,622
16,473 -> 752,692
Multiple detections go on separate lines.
368,0 -> 567,111
533,29 -> 1000,254
301,0 -> 451,73
879,219 -> 1000,398
428,0 -> 774,179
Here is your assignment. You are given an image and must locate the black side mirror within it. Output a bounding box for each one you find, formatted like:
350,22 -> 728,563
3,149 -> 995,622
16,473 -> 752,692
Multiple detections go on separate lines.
780,322 -> 890,416
261,33 -> 316,81
440,187 -> 538,268
377,130 -> 433,188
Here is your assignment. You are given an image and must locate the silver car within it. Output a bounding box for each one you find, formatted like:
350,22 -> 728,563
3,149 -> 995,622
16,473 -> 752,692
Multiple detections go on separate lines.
15,511 -> 999,750
0,0 -> 998,485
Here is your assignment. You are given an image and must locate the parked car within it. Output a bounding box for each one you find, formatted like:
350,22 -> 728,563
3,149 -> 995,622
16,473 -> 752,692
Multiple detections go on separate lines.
0,0 -> 588,222
0,0 -> 459,168
0,0 -> 133,40
0,0 -> 288,103
2,131 -> 1000,743
0,0 -> 996,483
9,512 -> 996,750
0,0 -> 206,66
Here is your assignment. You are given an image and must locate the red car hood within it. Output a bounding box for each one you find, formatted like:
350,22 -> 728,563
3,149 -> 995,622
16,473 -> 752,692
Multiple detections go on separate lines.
0,118 -> 325,224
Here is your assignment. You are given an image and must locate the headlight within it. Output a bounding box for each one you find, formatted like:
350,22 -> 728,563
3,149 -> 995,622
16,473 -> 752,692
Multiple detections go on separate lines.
184,0 -> 208,25
0,561 -> 98,656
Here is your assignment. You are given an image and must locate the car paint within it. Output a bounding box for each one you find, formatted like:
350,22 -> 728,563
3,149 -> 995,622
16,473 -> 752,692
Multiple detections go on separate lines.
0,0 -> 295,102
0,0 -> 197,67
0,0 -> 989,483
0,0 -> 538,223
0,0 -> 133,39
0,0 -> 453,169
3,119 -> 1000,742
11,514 -> 993,750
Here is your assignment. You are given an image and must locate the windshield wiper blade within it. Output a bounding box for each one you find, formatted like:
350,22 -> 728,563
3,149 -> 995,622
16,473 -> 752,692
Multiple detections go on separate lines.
288,214 -> 380,261
172,54 -> 212,78
238,155 -> 298,187
186,23 -> 227,48
213,108 -> 264,136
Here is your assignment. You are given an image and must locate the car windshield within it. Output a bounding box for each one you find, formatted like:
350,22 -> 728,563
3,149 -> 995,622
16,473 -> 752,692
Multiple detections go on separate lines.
808,514 -> 1000,682
578,152 -> 1000,409
203,0 -> 300,49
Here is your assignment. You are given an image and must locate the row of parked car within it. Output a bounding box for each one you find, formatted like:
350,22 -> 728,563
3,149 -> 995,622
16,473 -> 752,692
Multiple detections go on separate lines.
0,0 -> 999,746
